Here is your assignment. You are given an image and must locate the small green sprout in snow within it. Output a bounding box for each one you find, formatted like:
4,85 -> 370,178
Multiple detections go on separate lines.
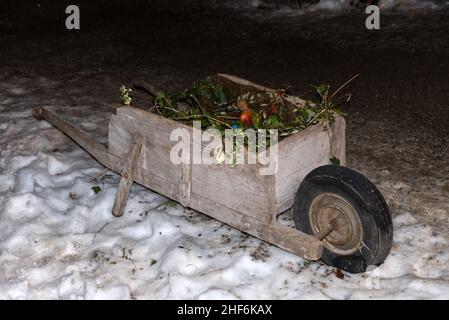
330,156 -> 340,166
91,186 -> 102,194
164,200 -> 178,207
120,85 -> 132,106
150,259 -> 157,266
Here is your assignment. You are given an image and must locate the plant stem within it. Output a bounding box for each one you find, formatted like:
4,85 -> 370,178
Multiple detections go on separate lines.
329,74 -> 359,100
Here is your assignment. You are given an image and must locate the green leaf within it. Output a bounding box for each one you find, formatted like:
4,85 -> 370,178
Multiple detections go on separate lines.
150,259 -> 157,266
332,107 -> 347,117
330,156 -> 340,166
266,115 -> 280,127
316,84 -> 328,97
164,200 -> 178,207
297,108 -> 315,124
252,112 -> 260,129
91,186 -> 102,194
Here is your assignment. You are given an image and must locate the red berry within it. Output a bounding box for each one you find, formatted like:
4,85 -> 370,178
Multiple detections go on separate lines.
240,110 -> 253,126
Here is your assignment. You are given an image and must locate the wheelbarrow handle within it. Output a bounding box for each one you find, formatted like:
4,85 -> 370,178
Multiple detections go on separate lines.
33,106 -> 124,173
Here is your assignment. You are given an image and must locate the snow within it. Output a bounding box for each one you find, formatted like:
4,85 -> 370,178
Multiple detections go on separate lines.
1,72 -> 449,300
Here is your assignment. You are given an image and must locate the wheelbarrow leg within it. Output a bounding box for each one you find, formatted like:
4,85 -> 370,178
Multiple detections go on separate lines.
112,136 -> 144,217
33,106 -> 144,217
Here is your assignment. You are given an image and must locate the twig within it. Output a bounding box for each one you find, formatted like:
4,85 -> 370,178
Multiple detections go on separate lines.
306,108 -> 328,126
133,82 -> 165,115
329,74 -> 359,100
92,222 -> 109,244
88,168 -> 109,182
172,114 -> 232,129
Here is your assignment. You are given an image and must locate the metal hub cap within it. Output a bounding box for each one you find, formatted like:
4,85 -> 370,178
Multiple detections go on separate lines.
309,193 -> 363,255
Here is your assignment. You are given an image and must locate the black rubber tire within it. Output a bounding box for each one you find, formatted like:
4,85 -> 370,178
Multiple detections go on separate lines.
293,165 -> 393,273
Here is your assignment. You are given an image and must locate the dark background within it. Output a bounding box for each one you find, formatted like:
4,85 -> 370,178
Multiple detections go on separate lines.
1,0 -> 449,227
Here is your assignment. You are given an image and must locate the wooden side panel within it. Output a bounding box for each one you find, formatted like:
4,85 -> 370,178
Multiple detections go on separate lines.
108,109 -> 185,202
275,116 -> 346,214
191,163 -> 275,223
108,107 -> 276,223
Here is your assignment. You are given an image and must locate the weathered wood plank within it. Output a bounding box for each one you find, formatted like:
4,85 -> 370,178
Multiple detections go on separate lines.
217,73 -> 276,92
274,116 -> 345,214
33,107 -> 120,169
112,136 -> 144,217
330,116 -> 346,165
109,112 -> 180,185
275,124 -> 331,214
191,163 -> 274,223
217,73 -> 306,106
111,107 -> 277,224
189,192 -> 323,260
179,163 -> 192,207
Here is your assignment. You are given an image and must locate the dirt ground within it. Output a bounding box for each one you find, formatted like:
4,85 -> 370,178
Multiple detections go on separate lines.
1,0 -> 448,232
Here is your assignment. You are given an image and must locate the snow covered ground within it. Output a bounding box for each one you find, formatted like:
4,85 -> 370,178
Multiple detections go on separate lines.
1,68 -> 449,300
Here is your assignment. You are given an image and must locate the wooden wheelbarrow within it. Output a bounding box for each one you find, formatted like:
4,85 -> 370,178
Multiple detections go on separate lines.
33,74 -> 392,273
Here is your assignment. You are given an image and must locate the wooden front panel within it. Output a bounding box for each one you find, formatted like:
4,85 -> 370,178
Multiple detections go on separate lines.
275,116 -> 346,214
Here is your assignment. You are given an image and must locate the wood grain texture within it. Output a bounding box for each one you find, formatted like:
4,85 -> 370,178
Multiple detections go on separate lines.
330,116 -> 346,166
112,136 -> 144,217
179,162 -> 192,207
108,110 -> 185,198
109,107 -> 276,223
189,192 -> 322,260
32,107 -> 119,169
216,73 -> 306,106
191,163 -> 275,223
275,123 -> 332,214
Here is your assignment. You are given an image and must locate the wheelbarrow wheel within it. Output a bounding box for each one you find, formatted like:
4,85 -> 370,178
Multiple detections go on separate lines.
293,165 -> 393,273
